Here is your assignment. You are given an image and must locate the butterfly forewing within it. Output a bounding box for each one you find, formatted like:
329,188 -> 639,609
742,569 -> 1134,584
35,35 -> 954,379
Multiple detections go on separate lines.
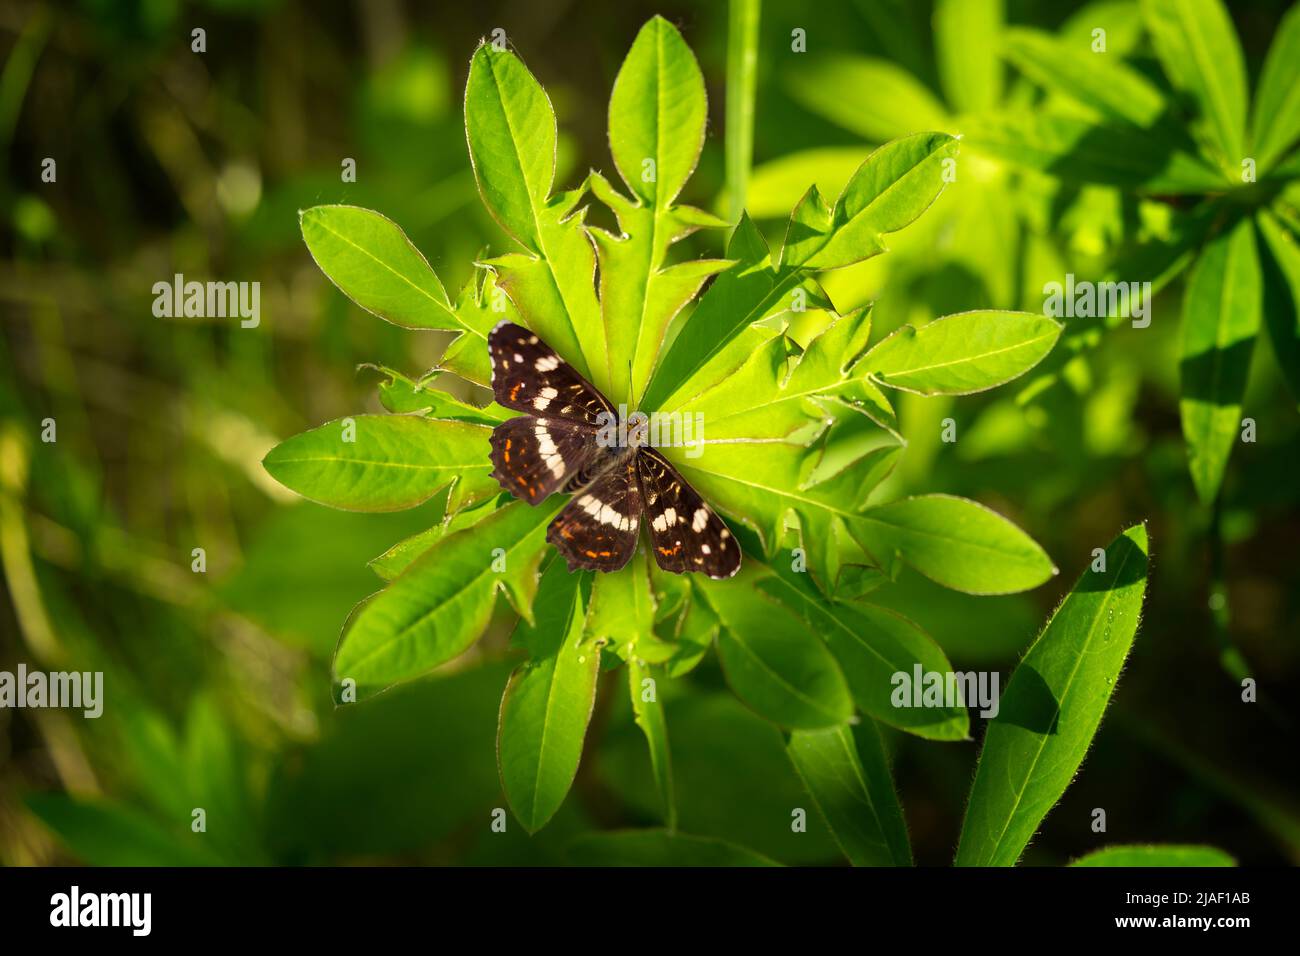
546,457 -> 641,572
488,416 -> 601,505
638,447 -> 741,579
489,321 -> 613,426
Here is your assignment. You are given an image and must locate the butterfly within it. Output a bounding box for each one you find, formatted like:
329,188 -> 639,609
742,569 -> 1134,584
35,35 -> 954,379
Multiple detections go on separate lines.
486,321 -> 741,579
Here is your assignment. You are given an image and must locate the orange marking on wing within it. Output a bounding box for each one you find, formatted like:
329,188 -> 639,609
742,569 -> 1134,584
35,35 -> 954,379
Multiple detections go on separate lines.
510,383 -> 522,402
503,438 -> 512,463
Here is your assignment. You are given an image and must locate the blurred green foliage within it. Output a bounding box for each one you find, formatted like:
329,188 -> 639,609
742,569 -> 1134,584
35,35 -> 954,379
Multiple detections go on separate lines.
1,0 -> 1297,866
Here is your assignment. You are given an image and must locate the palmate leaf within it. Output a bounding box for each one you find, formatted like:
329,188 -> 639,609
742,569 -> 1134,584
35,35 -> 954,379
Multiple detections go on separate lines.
956,524 -> 1150,867
628,656 -> 676,830
370,366 -> 509,425
1179,216 -> 1261,505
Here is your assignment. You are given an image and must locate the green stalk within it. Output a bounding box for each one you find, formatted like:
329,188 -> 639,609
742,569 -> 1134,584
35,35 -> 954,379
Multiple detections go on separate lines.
725,0 -> 762,225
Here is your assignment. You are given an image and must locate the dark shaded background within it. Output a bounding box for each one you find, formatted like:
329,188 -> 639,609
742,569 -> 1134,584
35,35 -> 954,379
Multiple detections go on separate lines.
1,0 -> 1297,865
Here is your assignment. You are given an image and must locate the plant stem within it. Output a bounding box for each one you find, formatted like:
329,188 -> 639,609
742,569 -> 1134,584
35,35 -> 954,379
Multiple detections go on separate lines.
725,0 -> 761,226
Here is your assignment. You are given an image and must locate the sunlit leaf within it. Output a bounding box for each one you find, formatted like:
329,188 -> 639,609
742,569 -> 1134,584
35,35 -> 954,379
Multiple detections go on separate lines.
956,524 -> 1149,866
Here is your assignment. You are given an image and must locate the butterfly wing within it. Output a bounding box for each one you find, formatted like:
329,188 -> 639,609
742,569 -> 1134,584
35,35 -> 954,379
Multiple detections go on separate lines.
488,321 -> 614,426
638,447 -> 741,579
545,457 -> 641,573
489,416 -> 603,505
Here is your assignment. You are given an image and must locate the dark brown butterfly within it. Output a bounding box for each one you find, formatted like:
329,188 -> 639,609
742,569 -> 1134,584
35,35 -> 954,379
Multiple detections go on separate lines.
486,321 -> 740,579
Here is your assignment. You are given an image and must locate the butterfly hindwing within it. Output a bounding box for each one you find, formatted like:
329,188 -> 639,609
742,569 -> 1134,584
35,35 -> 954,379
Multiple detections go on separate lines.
638,447 -> 741,579
489,321 -> 613,426
489,416 -> 601,505
546,457 -> 641,573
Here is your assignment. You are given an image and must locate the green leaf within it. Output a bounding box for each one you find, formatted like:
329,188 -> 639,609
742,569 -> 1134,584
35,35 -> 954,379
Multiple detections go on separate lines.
955,524 -> 1150,867
368,496 -> 502,582
746,147 -> 871,219
643,215 -> 808,413
682,306 -> 889,439
300,205 -> 459,330
333,498 -> 562,698
588,17 -> 730,405
1070,844 -> 1236,867
608,15 -> 707,207
628,657 -> 676,830
25,793 -> 224,866
934,0 -> 1004,113
464,45 -> 606,386
1179,216 -> 1261,504
371,367 -> 508,424
787,722 -> 912,866
262,415 -> 497,513
1141,0 -> 1247,174
566,829 -> 779,866
1251,4 -> 1300,171
962,113 -> 1224,193
704,573 -> 854,729
782,133 -> 960,271
862,310 -> 1062,396
760,570 -> 969,740
1257,210 -> 1300,405
785,55 -> 949,142
498,561 -> 600,833
585,546 -> 656,648
854,494 -> 1057,595
1003,27 -> 1167,127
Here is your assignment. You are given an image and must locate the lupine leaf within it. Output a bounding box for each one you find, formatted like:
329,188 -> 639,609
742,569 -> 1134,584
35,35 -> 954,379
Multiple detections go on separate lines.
263,416 -> 497,513
333,499 -> 562,698
853,494 -> 1057,595
588,16 -> 730,405
934,0 -> 1004,114
787,722 -> 913,866
1256,210 -> 1300,406
1003,27 -> 1167,127
628,656 -> 677,830
1250,4 -> 1300,172
498,560 -> 600,833
963,113 -> 1223,193
1070,844 -> 1235,867
1141,0 -> 1247,175
759,568 -> 969,740
956,524 -> 1150,866
370,366 -> 509,424
1179,216 -> 1261,504
703,572 -> 854,729
300,204 -> 458,329
862,310 -> 1062,396
786,54 -> 949,143
465,44 -> 607,387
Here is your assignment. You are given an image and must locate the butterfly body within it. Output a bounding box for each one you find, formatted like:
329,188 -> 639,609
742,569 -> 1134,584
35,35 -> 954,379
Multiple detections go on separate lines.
486,321 -> 740,579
